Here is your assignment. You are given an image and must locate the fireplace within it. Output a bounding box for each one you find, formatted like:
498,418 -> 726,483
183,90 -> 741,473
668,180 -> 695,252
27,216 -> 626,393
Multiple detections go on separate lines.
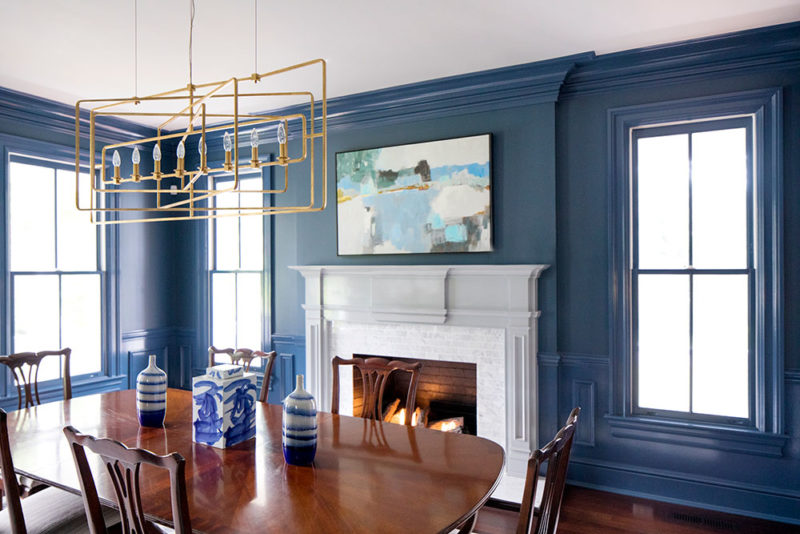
292,264 -> 548,502
352,354 -> 477,434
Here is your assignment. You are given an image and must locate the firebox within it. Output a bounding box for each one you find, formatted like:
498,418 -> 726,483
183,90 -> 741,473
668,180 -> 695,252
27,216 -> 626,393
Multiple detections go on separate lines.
352,354 -> 477,435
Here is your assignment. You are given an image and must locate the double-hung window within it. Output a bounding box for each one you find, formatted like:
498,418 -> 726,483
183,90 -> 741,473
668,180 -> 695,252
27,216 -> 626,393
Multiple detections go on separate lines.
632,120 -> 752,422
207,171 -> 268,367
609,89 -> 783,434
7,156 -> 103,381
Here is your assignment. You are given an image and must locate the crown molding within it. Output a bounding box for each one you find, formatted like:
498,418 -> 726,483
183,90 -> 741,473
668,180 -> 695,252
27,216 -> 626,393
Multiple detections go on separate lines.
0,86 -> 154,145
561,21 -> 800,97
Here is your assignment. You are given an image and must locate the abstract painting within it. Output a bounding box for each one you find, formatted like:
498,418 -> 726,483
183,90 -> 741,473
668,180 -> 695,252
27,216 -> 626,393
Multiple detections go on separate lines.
336,134 -> 492,255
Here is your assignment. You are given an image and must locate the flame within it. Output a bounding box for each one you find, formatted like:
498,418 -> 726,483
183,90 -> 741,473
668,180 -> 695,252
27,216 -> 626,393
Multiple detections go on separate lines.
440,420 -> 458,432
389,407 -> 420,426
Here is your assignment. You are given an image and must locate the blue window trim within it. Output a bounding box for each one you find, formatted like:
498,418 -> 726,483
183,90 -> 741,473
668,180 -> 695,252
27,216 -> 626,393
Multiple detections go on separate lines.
629,117 -> 755,426
196,152 -> 275,376
607,88 -> 786,452
0,133 -> 121,401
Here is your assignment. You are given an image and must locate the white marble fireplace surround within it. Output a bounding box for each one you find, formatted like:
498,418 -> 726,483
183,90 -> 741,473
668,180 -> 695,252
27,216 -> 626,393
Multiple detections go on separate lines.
290,264 -> 548,502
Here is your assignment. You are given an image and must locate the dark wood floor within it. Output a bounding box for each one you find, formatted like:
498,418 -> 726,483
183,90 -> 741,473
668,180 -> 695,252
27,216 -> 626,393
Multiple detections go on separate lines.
475,486 -> 799,534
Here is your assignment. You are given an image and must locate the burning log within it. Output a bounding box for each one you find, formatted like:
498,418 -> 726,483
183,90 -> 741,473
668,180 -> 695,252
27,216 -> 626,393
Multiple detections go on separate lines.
385,403 -> 428,427
382,398 -> 400,422
428,417 -> 464,433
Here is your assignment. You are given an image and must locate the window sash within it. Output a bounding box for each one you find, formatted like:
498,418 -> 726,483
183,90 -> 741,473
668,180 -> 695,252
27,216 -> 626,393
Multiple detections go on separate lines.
6,156 -> 105,384
630,117 -> 756,424
207,172 -> 268,369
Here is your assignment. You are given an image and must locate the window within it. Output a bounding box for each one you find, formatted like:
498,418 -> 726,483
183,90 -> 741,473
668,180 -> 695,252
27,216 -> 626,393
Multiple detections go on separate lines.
632,120 -> 751,422
207,172 -> 268,366
609,89 -> 783,436
7,156 -> 103,381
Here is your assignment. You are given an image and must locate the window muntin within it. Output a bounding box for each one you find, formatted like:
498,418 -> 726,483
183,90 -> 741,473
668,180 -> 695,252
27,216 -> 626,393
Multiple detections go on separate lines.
631,119 -> 753,422
8,158 -> 103,381
208,173 -> 266,367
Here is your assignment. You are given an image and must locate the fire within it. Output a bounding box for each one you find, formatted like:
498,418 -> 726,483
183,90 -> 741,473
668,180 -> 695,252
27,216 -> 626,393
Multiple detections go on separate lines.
389,407 -> 420,426
439,420 -> 458,432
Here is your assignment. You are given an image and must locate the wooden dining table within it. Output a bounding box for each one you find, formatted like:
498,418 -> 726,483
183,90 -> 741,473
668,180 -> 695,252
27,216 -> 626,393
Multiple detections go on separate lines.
5,388 -> 504,533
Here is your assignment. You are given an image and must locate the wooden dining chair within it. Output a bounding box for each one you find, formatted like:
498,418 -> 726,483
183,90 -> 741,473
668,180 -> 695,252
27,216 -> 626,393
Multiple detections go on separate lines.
516,406 -> 581,534
0,348 -> 72,410
0,408 -> 120,533
208,346 -> 276,403
331,356 -> 422,426
456,407 -> 581,534
257,350 -> 277,403
63,425 -> 192,534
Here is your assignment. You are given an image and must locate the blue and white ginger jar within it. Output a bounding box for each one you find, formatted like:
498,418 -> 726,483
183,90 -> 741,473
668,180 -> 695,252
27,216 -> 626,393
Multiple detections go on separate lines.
136,354 -> 167,427
282,374 -> 317,466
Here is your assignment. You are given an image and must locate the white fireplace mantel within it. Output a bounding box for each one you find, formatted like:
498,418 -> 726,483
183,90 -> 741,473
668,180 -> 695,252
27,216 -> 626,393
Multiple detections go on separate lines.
290,264 -> 548,498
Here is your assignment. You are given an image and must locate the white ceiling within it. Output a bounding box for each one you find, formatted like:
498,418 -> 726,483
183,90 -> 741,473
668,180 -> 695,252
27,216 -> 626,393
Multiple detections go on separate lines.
2,0 -> 799,126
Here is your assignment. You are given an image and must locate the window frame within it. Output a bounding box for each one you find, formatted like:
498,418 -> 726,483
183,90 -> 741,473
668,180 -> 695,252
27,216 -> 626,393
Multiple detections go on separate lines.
608,88 -> 784,437
0,136 -> 119,401
204,164 -> 273,371
629,117 -> 755,425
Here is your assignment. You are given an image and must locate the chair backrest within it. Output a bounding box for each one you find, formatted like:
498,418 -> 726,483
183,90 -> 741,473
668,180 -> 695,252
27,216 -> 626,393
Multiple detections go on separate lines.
0,409 -> 27,533
0,348 -> 72,409
257,350 -> 277,403
63,426 -> 192,534
208,347 -> 276,403
331,356 -> 422,426
517,407 -> 581,534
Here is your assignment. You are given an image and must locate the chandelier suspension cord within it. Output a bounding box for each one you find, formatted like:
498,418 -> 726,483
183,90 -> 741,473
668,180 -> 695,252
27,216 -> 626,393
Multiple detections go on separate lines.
134,0 -> 138,97
254,0 -> 258,74
189,0 -> 195,90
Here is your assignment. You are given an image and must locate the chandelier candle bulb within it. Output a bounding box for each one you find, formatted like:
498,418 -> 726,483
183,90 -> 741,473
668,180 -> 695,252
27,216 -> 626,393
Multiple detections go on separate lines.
132,147 -> 141,181
112,150 -> 121,183
250,128 -> 260,166
277,122 -> 288,165
176,140 -> 186,175
198,137 -> 207,171
223,132 -> 233,170
152,144 -> 162,177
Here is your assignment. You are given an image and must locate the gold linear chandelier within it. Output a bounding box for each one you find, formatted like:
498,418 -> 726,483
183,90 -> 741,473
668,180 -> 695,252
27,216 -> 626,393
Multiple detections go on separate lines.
74,0 -> 327,224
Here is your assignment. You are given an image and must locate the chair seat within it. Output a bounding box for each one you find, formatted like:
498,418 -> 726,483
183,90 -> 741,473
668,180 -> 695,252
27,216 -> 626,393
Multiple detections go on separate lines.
0,486 -> 119,534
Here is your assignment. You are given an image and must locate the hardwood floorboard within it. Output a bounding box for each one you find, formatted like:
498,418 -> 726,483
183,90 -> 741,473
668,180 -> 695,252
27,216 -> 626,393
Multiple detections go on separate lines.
474,486 -> 798,534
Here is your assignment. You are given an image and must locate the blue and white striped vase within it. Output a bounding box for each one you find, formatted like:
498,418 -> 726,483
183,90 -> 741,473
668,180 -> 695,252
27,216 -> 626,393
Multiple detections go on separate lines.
136,355 -> 167,427
282,374 -> 317,466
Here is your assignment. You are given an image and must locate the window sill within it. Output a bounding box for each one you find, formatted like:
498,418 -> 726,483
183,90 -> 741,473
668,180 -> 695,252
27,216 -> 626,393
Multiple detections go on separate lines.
605,415 -> 789,457
0,374 -> 127,411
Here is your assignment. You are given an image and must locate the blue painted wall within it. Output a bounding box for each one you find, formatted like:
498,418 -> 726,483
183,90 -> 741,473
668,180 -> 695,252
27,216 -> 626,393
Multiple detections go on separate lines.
256,23 -> 800,523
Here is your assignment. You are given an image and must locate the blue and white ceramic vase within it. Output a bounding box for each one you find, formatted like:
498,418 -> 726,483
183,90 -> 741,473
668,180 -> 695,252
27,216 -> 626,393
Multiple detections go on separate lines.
282,374 -> 317,466
136,354 -> 167,427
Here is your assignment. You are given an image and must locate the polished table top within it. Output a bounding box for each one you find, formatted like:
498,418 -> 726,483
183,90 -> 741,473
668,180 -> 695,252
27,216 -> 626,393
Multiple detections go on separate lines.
6,389 -> 504,533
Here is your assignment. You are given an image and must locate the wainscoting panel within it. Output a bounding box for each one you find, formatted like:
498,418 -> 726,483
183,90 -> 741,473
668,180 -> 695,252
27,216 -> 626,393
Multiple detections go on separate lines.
572,380 -> 596,446
269,334 -> 306,405
122,328 -> 195,389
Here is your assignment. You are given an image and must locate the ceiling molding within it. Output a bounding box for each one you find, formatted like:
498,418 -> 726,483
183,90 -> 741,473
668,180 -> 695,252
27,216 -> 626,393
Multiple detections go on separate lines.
561,21 -> 800,97
0,87 -> 155,146
185,51 -> 594,153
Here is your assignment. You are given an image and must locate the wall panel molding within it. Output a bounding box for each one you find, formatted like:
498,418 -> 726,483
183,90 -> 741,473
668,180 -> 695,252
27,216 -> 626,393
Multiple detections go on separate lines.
572,380 -> 596,446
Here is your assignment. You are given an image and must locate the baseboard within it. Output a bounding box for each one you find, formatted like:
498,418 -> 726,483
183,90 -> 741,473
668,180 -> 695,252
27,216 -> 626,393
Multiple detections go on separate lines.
568,458 -> 800,525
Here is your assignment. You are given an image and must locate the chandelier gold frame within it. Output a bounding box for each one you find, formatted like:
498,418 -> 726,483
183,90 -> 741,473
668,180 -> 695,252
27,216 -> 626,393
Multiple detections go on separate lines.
74,58 -> 327,224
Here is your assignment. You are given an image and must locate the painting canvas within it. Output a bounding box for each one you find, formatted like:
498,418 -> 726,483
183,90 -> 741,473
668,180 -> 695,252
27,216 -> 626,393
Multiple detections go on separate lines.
336,134 -> 492,255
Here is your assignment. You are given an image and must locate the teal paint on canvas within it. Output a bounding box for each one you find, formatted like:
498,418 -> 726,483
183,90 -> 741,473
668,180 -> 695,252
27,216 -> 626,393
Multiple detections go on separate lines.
336,135 -> 491,255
